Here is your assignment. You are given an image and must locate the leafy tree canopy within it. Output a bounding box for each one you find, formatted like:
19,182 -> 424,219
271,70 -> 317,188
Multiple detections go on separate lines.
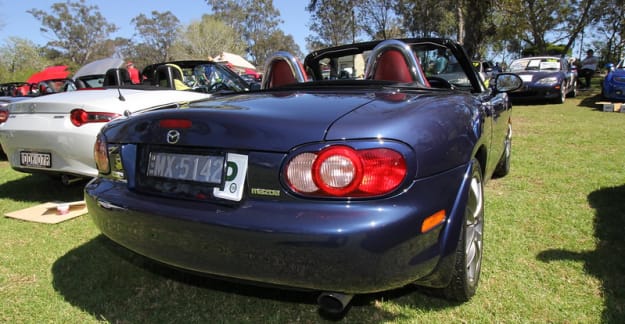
131,10 -> 180,63
170,14 -> 247,60
28,0 -> 118,66
206,0 -> 297,66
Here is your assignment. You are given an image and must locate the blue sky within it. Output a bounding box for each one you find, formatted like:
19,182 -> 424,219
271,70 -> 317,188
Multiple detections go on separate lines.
0,0 -> 310,51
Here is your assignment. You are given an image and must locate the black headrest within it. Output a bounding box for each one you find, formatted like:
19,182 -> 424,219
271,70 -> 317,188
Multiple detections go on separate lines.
103,68 -> 131,86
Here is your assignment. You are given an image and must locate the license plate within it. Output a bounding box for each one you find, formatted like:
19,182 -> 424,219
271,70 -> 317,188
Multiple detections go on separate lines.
147,152 -> 225,184
20,151 -> 51,168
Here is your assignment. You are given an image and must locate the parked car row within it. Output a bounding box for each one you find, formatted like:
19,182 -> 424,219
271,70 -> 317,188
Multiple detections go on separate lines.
0,58 -> 257,183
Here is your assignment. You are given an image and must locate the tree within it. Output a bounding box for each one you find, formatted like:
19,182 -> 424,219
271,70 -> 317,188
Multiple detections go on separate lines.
595,0 -> 624,63
557,0 -> 598,57
497,0 -> 597,57
131,10 -> 181,63
255,30 -> 303,67
396,0 -> 455,38
0,37 -> 50,82
28,0 -> 118,66
306,0 -> 358,50
170,15 -> 247,60
461,0 -> 497,59
357,0 -> 403,40
206,0 -> 296,66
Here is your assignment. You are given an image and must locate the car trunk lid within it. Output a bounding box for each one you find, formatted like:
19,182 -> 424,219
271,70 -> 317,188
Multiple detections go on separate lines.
105,91 -> 380,152
7,89 -> 211,115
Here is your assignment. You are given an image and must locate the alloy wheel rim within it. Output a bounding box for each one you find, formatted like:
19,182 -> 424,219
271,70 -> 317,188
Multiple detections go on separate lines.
465,171 -> 483,285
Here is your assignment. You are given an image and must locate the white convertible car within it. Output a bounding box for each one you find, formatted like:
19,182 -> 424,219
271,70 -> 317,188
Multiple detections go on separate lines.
0,58 -> 253,184
0,88 -> 211,183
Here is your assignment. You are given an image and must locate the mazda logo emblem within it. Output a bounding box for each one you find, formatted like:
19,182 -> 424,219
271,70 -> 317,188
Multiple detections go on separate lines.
166,130 -> 180,144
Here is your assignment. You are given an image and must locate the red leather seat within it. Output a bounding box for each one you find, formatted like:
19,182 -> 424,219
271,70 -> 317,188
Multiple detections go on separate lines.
268,60 -> 297,88
373,49 -> 414,83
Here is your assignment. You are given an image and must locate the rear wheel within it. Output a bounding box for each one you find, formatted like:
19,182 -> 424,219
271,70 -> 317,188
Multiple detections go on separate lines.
442,158 -> 484,301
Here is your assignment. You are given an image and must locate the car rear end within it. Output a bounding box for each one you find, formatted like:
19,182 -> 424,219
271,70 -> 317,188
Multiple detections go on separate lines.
85,92 -> 475,293
0,89 -> 211,178
0,97 -> 117,177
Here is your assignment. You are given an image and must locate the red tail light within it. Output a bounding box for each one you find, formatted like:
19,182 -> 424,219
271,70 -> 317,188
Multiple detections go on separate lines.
286,145 -> 407,197
70,109 -> 120,127
0,109 -> 8,123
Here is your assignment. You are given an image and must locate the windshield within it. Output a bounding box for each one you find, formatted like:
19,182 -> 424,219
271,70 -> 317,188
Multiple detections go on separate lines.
306,42 -> 473,89
183,64 -> 249,92
143,62 -> 251,93
509,58 -> 561,72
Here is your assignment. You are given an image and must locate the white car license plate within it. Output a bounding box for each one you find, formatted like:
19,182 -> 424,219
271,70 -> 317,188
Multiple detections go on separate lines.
147,151 -> 225,184
19,151 -> 52,168
146,151 -> 248,202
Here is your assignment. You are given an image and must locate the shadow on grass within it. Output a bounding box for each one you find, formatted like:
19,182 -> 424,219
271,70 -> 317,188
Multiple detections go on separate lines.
0,172 -> 85,203
537,184 -> 625,322
576,92 -> 605,110
51,235 -> 457,322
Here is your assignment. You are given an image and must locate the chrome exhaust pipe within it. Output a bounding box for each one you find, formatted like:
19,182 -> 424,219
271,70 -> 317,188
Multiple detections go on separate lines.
61,174 -> 84,186
317,292 -> 354,315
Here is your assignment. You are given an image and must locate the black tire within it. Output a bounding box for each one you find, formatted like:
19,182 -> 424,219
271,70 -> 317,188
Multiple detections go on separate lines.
441,158 -> 484,301
493,123 -> 512,178
568,80 -> 577,98
555,82 -> 566,104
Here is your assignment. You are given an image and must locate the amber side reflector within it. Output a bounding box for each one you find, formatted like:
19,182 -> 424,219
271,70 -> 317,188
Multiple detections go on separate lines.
421,209 -> 446,233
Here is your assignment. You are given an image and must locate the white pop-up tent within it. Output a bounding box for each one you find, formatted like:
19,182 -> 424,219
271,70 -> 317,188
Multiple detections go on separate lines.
214,52 -> 258,74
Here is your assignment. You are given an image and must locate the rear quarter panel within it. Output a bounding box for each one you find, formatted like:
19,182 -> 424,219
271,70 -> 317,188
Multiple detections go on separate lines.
326,91 -> 482,179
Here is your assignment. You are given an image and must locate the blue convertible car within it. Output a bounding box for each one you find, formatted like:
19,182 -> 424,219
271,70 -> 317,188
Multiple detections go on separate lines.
85,38 -> 522,315
508,56 -> 577,104
602,59 -> 625,101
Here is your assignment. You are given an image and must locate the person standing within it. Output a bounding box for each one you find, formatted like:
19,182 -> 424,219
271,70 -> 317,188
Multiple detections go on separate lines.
578,50 -> 598,89
127,62 -> 140,84
433,48 -> 448,74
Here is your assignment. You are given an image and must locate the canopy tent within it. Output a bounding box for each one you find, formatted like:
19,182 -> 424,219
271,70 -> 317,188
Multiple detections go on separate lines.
73,57 -> 124,78
214,52 -> 257,73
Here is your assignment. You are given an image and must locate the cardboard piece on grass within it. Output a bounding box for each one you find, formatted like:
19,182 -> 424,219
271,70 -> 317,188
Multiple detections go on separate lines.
4,201 -> 87,224
596,101 -> 623,112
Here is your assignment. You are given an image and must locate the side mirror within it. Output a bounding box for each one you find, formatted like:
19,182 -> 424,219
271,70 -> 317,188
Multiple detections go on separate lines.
605,63 -> 615,73
493,73 -> 523,93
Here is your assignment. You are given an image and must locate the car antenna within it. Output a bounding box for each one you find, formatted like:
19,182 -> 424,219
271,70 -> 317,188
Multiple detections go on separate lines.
117,82 -> 125,101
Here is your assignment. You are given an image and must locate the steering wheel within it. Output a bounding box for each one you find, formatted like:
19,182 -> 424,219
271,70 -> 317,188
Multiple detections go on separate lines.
427,76 -> 454,89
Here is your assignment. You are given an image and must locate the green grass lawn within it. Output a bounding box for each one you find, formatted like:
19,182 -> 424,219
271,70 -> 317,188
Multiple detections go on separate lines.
1,90 -> 624,323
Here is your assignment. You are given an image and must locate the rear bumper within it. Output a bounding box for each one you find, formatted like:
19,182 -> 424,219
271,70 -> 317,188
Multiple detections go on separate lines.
0,115 -> 100,177
85,163 -> 471,294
